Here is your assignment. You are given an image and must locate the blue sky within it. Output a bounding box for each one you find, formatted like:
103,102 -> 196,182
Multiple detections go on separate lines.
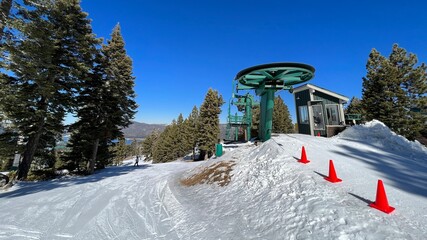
80,0 -> 427,124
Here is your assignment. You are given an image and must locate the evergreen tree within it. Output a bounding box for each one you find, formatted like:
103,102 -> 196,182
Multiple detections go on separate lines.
390,45 -> 427,139
92,23 -> 137,170
272,95 -> 294,133
151,114 -> 196,163
68,51 -> 106,174
361,44 -> 427,140
345,97 -> 364,115
101,23 -> 137,135
141,130 -> 160,161
0,130 -> 21,170
152,122 -> 179,163
185,106 -> 199,159
0,0 -> 100,179
95,139 -> 113,169
61,129 -> 90,172
112,137 -> 127,165
70,23 -> 137,174
130,138 -> 139,156
175,113 -> 187,157
197,89 -> 224,160
0,0 -> 12,74
345,96 -> 365,123
0,0 -> 12,41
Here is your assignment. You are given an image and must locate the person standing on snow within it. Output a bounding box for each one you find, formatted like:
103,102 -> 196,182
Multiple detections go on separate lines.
134,155 -> 139,167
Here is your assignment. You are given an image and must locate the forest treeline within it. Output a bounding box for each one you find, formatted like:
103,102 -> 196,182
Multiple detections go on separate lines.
2,1 -> 423,182
0,0 -> 136,180
139,94 -> 294,163
345,44 -> 426,142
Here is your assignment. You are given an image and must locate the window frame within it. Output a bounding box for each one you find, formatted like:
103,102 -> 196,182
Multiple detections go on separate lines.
298,105 -> 309,124
325,104 -> 340,125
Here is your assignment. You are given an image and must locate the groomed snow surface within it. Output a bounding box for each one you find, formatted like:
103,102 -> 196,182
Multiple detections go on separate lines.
1,120 -> 426,239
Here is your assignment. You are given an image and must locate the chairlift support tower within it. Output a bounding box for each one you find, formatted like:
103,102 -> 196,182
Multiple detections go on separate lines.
226,93 -> 257,141
235,62 -> 315,141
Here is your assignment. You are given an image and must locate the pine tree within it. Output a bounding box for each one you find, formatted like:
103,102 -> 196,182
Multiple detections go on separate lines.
272,95 -> 294,133
361,44 -> 427,140
112,137 -> 127,165
141,130 -> 160,161
151,114 -> 197,163
152,122 -> 179,163
390,45 -> 427,140
362,49 -> 390,122
185,106 -> 199,159
68,51 -> 106,174
130,138 -> 139,156
93,23 -> 137,170
71,23 -> 137,174
0,0 -> 12,41
61,129 -> 91,172
175,113 -> 187,157
0,0 -> 10,125
0,0 -> 16,169
345,97 -> 364,115
0,0 -> 12,73
101,23 -> 137,135
0,0 -> 100,179
0,130 -> 21,170
197,89 -> 224,160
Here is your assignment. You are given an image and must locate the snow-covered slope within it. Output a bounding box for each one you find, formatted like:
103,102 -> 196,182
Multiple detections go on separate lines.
1,121 -> 426,239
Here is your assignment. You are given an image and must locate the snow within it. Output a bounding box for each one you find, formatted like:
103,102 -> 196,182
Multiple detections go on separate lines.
1,120 -> 426,239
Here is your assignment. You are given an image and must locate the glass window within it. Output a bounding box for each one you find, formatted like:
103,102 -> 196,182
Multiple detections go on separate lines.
326,104 -> 339,125
298,106 -> 308,124
312,105 -> 325,130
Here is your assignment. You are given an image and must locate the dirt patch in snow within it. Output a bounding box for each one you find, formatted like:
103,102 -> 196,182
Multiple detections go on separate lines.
181,161 -> 236,187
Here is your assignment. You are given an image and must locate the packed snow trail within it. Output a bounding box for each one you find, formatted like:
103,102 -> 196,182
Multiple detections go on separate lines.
0,161 -> 203,239
1,121 -> 426,239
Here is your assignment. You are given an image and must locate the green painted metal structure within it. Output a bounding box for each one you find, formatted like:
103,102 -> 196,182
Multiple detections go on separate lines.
232,62 -> 315,141
345,114 -> 362,121
225,93 -> 257,141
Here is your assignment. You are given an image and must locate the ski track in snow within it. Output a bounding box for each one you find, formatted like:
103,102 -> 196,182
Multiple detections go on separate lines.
0,161 -> 205,240
1,124 -> 426,239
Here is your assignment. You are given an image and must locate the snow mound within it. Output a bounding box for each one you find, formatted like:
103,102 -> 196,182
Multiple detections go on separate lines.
230,139 -> 289,190
336,120 -> 427,156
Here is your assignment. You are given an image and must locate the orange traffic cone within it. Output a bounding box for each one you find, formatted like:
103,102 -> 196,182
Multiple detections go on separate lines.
369,180 -> 395,214
298,146 -> 310,164
324,160 -> 342,183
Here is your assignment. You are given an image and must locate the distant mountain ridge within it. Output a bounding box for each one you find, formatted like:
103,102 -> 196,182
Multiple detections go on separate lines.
122,121 -> 166,139
123,121 -> 228,140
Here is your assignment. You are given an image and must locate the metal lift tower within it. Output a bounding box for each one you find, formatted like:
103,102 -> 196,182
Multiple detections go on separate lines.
232,62 -> 315,142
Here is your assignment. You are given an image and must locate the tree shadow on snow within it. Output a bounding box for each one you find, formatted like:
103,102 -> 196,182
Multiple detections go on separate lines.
0,164 -> 151,199
331,139 -> 427,198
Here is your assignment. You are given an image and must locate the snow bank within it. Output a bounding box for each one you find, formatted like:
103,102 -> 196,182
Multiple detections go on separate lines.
336,120 -> 427,156
180,138 -> 421,239
1,130 -> 426,239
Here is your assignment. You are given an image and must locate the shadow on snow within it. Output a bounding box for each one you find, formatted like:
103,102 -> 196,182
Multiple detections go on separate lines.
0,164 -> 150,199
331,138 -> 427,199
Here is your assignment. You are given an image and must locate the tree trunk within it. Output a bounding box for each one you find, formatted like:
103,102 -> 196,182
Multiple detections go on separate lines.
17,97 -> 48,180
87,138 -> 99,175
17,124 -> 44,180
0,0 -> 12,40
